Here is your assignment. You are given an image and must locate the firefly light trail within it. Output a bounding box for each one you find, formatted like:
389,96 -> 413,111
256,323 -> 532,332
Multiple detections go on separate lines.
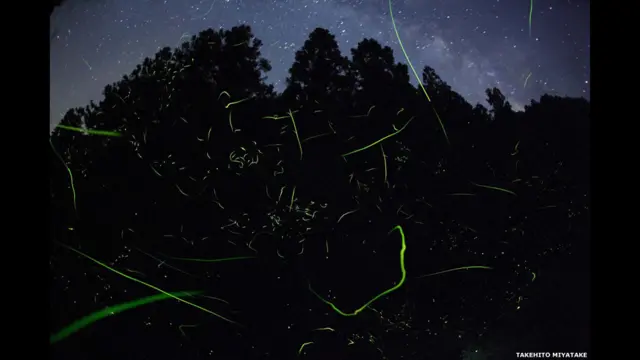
342,117 -> 413,157
55,241 -> 240,325
417,265 -> 493,279
56,124 -> 122,137
308,225 -> 407,317
50,123 -> 122,214
471,181 -> 517,196
135,247 -> 198,278
380,144 -> 388,186
50,139 -> 77,215
289,186 -> 296,212
288,109 -> 303,160
389,0 -> 449,144
50,291 -> 203,344
298,341 -> 314,355
529,0 -> 534,37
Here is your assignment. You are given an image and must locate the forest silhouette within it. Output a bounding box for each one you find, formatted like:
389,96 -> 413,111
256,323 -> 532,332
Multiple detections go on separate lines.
50,26 -> 590,359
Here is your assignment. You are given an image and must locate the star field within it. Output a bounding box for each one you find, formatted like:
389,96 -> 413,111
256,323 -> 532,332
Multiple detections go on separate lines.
50,0 -> 589,129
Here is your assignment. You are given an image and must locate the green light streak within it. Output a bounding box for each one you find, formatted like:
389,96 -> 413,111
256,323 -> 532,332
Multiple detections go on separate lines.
302,132 -> 333,143
417,266 -> 493,279
288,109 -> 304,160
225,96 -> 252,109
511,140 -> 521,155
218,91 -> 231,100
342,117 -> 413,157
312,327 -> 335,332
529,0 -> 534,37
50,139 -> 77,215
298,341 -> 314,355
308,225 -> 407,316
389,0 -> 449,144
380,144 -> 388,186
55,241 -> 240,325
149,164 -> 163,177
229,109 -> 235,132
50,290 -> 202,344
349,105 -> 376,118
289,186 -> 296,212
471,181 -> 517,196
263,110 -> 299,120
55,124 -> 122,137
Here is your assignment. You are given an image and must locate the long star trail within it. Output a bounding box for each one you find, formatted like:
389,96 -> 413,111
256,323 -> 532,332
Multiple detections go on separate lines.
55,241 -> 240,325
51,291 -> 203,344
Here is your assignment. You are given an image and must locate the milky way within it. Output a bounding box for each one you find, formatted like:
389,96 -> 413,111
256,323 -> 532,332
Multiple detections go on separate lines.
50,0 -> 589,130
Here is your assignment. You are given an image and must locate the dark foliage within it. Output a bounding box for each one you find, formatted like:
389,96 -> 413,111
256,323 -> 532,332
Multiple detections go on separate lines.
51,0 -> 63,15
50,26 -> 589,360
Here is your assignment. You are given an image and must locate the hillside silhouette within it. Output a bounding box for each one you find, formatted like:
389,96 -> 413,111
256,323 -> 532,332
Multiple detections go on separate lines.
50,26 -> 590,360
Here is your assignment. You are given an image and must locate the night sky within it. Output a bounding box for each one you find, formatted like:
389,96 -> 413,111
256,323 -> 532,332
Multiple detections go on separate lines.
50,0 -> 590,130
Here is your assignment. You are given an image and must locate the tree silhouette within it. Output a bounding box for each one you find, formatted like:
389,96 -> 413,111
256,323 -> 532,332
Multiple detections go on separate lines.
284,28 -> 354,106
50,26 -> 590,360
50,0 -> 64,15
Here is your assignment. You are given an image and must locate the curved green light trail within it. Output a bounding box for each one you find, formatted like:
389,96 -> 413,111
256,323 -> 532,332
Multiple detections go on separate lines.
308,225 -> 407,316
417,266 -> 493,279
50,290 -> 202,344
